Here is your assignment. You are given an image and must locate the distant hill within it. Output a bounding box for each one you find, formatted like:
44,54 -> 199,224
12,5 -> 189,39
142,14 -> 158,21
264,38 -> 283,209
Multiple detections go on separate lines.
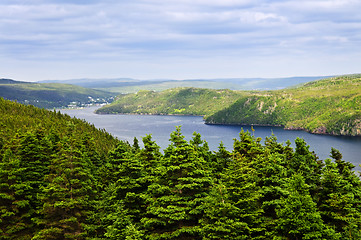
97,74 -> 361,136
0,78 -> 115,108
0,78 -> 27,84
95,88 -> 244,116
40,76 -> 330,93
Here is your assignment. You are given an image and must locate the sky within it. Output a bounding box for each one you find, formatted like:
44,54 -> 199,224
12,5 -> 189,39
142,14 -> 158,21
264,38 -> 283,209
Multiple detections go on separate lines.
1,0 -> 361,82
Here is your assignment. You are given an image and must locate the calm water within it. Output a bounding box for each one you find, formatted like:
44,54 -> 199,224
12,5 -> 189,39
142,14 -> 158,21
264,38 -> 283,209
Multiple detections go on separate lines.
61,107 -> 361,172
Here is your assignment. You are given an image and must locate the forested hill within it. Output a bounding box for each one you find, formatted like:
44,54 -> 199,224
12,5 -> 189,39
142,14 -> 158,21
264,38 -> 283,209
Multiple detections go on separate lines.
1,98 -> 361,239
95,88 -> 245,116
0,97 -> 118,153
0,78 -> 115,108
206,74 -> 361,136
97,74 -> 361,136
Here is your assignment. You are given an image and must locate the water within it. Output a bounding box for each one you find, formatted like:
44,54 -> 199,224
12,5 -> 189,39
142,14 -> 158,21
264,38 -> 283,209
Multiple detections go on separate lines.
61,107 -> 361,172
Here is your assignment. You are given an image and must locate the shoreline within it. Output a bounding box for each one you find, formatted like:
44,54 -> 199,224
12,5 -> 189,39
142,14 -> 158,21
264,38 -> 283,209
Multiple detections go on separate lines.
94,111 -> 361,137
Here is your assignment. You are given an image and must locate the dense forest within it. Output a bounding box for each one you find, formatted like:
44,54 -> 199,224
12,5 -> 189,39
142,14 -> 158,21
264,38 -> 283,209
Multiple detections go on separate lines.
97,74 -> 361,136
1,97 -> 361,239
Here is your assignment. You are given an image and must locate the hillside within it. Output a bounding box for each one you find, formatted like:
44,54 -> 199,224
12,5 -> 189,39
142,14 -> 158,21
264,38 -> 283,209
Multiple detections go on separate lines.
1,98 -> 361,239
96,88 -> 245,116
97,74 -> 361,136
206,74 -> 361,136
0,78 -> 115,108
0,97 -> 118,153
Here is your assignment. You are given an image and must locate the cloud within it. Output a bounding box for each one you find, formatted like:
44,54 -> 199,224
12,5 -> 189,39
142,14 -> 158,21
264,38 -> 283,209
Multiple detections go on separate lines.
0,0 -> 360,80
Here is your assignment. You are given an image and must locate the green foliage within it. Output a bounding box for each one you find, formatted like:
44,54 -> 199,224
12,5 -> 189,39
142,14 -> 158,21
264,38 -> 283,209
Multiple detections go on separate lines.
0,97 -> 118,154
96,88 -> 244,116
275,174 -> 336,239
206,74 -> 361,136
1,98 -> 361,239
142,127 -> 213,239
0,81 -> 114,108
34,134 -> 96,240
97,74 -> 361,136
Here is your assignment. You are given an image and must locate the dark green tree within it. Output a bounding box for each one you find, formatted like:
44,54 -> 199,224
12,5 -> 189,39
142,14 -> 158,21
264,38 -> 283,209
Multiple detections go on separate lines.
276,174 -> 337,239
142,127 -> 212,240
318,158 -> 361,239
33,135 -> 96,240
0,149 -> 33,240
201,154 -> 262,239
233,130 -> 263,161
289,138 -> 323,196
0,129 -> 54,239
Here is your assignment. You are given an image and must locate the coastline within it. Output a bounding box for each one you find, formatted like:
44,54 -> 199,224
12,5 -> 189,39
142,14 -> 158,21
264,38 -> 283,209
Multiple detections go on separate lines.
95,111 -> 361,137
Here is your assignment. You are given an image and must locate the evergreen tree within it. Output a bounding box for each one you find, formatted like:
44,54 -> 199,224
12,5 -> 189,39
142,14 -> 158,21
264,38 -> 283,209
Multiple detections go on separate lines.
18,129 -> 53,216
110,145 -> 145,223
140,134 -> 161,175
101,141 -> 134,183
253,150 -> 288,238
0,149 -> 33,240
276,174 -> 336,239
133,137 -> 140,152
94,182 -> 144,240
33,135 -> 96,240
214,142 -> 232,174
94,137 -> 152,239
318,158 -> 361,238
289,138 -> 323,196
233,130 -> 263,161
0,129 -> 54,239
201,154 -> 262,239
142,127 -> 212,240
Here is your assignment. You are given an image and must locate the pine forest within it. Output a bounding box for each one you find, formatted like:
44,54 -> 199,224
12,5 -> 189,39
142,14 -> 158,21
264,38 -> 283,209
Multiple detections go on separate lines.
1,97 -> 361,240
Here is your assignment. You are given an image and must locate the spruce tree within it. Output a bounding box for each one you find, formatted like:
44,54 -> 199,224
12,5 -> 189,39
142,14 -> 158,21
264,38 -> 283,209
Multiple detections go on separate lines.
94,137 -> 151,239
18,130 -> 52,213
201,153 -> 262,239
0,149 -> 33,240
319,158 -> 361,238
289,138 -> 323,196
276,174 -> 336,239
33,135 -> 96,240
142,127 -> 212,240
0,130 -> 53,239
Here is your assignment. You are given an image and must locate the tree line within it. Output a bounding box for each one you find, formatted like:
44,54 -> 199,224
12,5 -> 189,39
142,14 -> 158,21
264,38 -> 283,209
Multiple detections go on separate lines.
1,98 -> 361,239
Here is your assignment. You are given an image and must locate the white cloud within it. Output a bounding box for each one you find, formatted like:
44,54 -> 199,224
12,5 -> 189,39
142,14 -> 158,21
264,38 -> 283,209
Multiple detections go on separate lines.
0,0 -> 360,80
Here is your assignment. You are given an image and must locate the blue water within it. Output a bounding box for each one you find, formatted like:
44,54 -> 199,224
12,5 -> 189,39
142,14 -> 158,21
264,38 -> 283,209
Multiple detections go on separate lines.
61,107 -> 361,172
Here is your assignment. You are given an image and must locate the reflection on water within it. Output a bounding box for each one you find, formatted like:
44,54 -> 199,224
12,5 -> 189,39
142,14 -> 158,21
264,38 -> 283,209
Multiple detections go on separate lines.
61,107 -> 361,172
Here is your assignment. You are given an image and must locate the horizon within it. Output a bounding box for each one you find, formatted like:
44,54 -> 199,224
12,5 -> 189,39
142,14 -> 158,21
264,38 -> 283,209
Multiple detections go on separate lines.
2,74 -> 339,83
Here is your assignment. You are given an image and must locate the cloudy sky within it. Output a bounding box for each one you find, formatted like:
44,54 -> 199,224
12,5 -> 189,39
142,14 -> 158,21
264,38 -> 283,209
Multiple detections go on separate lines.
1,0 -> 361,81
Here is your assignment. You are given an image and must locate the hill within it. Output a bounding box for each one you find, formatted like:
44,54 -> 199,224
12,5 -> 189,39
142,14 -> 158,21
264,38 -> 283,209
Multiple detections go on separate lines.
0,78 -> 115,108
97,74 -> 361,136
40,76 -> 328,93
206,74 -> 361,136
95,88 -> 244,116
0,97 -> 118,158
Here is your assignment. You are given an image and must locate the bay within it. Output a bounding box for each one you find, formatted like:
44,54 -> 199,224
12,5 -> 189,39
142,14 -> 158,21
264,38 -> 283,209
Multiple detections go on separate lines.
61,107 -> 361,172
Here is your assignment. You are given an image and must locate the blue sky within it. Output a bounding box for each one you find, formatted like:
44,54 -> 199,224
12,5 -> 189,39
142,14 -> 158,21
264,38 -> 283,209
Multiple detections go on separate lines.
1,0 -> 361,81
